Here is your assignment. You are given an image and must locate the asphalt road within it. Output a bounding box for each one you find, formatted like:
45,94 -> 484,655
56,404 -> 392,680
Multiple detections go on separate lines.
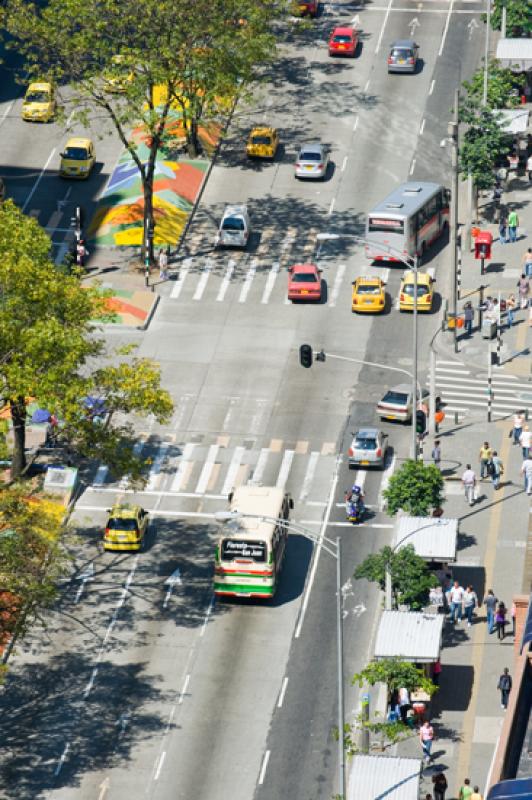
0,2 -> 486,799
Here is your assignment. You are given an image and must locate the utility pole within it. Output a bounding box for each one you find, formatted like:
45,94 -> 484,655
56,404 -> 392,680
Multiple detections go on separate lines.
449,89 -> 459,354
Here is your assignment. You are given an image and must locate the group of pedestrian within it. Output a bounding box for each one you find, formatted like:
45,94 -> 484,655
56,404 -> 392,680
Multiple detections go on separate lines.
423,773 -> 485,799
498,207 -> 519,244
446,581 -> 478,627
484,589 -> 516,641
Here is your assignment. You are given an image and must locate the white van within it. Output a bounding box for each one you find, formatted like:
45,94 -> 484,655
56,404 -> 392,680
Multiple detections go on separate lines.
216,204 -> 250,248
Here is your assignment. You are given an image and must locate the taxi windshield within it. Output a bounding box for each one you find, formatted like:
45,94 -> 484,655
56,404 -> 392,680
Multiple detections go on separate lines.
64,147 -> 89,160
26,91 -> 50,103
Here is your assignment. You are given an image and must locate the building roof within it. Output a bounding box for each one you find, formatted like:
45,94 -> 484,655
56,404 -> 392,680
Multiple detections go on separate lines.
497,108 -> 530,135
495,39 -> 532,72
393,515 -> 458,562
347,755 -> 420,800
374,610 -> 444,663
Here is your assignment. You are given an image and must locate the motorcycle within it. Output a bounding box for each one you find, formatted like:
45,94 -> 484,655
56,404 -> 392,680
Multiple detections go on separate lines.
345,498 -> 365,524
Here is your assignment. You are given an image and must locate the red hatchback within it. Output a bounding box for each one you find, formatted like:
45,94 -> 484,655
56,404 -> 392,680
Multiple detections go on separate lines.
288,264 -> 322,302
328,26 -> 358,57
295,0 -> 318,17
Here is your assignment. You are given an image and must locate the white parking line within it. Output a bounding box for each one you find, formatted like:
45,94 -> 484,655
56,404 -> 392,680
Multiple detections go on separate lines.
261,261 -> 280,304
276,450 -> 295,488
238,258 -> 257,303
194,444 -> 219,494
170,257 -> 192,299
216,259 -> 235,302
328,263 -> 346,307
193,259 -> 212,301
221,446 -> 245,496
170,443 -> 196,493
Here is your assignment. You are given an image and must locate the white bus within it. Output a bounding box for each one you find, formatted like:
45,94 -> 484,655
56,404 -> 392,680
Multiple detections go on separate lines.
214,485 -> 293,599
365,181 -> 450,263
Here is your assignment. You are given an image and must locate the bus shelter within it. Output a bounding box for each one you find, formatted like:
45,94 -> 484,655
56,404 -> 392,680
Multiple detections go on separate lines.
393,515 -> 458,567
347,755 -> 420,800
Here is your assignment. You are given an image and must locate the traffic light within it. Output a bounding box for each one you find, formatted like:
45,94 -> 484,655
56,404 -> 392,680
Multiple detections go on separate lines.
415,409 -> 427,436
299,344 -> 313,369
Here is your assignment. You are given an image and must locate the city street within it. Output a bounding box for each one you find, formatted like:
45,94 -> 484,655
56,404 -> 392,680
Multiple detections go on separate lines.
0,1 -> 491,799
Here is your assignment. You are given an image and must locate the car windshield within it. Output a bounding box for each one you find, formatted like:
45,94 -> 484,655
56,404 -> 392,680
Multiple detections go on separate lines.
356,284 -> 380,295
382,391 -> 409,405
333,35 -> 352,43
355,437 -> 377,451
251,135 -> 272,145
222,217 -> 244,231
107,517 -> 138,531
26,91 -> 50,103
64,147 -> 89,160
403,283 -> 429,297
292,272 -> 317,283
300,152 -> 321,161
221,538 -> 267,562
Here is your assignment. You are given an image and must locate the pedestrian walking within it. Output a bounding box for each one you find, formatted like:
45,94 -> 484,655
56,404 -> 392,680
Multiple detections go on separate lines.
522,247 -> 532,278
498,213 -> 508,245
76,239 -> 88,268
517,274 -> 530,309
479,442 -> 492,479
495,602 -> 507,641
462,464 -> 477,505
432,659 -> 442,686
448,580 -> 465,624
505,293 -> 516,327
458,778 -> 473,799
432,440 -> 441,470
521,456 -> 532,495
519,425 -> 532,459
158,249 -> 169,280
419,720 -> 434,763
487,450 -> 504,489
497,667 -> 512,709
398,686 -> 410,724
510,602 -> 516,637
512,410 -> 525,445
463,301 -> 474,336
432,772 -> 448,800
463,585 -> 478,627
471,788 -> 483,800
483,589 -> 498,634
527,152 -> 532,182
507,208 -> 519,242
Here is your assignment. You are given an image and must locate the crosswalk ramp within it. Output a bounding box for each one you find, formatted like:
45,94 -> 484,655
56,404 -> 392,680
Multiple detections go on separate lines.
436,359 -> 532,420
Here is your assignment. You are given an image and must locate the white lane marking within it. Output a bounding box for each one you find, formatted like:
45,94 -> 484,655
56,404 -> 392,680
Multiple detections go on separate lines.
261,261 -> 280,304
295,454 -> 341,639
179,673 -> 191,704
379,454 -> 396,511
328,263 -> 346,307
328,197 -> 336,217
429,79 -> 435,95
238,257 -> 257,303
163,568 -> 182,609
250,448 -> 270,484
364,79 -> 370,92
81,488 -> 226,500
374,0 -> 394,53
258,750 -> 271,786
300,520 -> 394,529
216,259 -> 235,302
146,442 -> 170,491
249,398 -> 269,435
74,564 -> 94,604
276,450 -> 295,488
354,469 -> 367,492
154,751 -> 166,781
222,446 -> 245,495
22,148 -> 57,213
0,100 -> 15,128
93,464 -> 109,486
54,742 -> 70,776
118,440 -> 144,490
83,667 -> 98,699
193,259 -> 212,300
200,595 -> 214,637
419,118 -> 426,135
172,394 -> 194,431
352,116 -> 359,132
170,443 -> 196,492
277,677 -> 289,708
341,156 -> 348,172
194,444 -> 219,494
170,257 -> 192,299
299,451 -> 320,502
409,159 -> 416,176
222,396 -> 239,431
305,500 -> 327,507
438,0 -> 455,55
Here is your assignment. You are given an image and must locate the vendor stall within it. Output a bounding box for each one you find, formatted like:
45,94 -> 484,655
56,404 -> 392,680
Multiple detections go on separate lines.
393,515 -> 458,568
347,755 -> 420,800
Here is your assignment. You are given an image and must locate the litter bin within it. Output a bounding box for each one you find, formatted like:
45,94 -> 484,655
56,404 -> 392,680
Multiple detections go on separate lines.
482,319 -> 497,339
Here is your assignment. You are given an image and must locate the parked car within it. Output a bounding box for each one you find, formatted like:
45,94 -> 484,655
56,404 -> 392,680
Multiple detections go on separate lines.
294,142 -> 329,180
215,204 -> 250,249
387,39 -> 419,74
348,427 -> 388,469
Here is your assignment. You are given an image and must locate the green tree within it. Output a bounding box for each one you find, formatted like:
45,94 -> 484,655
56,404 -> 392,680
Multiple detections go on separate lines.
489,0 -> 531,36
0,200 -> 173,480
352,658 -> 438,697
462,60 -> 522,110
382,460 -> 443,516
6,0 -> 281,262
354,544 -> 438,610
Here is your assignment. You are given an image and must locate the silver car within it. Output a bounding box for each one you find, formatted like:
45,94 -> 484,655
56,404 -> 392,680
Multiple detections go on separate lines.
348,427 -> 388,469
295,142 -> 329,180
216,204 -> 250,248
387,39 -> 419,74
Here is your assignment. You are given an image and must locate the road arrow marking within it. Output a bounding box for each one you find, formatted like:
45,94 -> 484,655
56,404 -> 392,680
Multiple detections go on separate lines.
409,17 -> 420,36
75,563 -> 94,604
467,18 -> 478,39
163,568 -> 182,608
353,603 -> 367,617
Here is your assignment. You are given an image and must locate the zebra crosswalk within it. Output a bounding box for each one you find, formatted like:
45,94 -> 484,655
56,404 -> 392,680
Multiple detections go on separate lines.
436,359 -> 532,420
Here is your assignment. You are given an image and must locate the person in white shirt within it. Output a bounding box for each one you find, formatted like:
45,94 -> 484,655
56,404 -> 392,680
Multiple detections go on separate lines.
521,457 -> 532,495
462,464 -> 477,506
519,426 -> 531,459
449,580 -> 465,624
463,585 -> 478,627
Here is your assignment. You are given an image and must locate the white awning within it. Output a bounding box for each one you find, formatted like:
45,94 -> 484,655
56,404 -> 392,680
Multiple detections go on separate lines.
497,108 -> 530,135
393,515 -> 458,562
374,610 -> 444,663
496,38 -> 532,72
348,755 -> 420,800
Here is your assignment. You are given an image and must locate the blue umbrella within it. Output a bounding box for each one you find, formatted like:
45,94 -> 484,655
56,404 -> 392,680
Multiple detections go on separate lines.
31,408 -> 51,424
83,396 -> 107,416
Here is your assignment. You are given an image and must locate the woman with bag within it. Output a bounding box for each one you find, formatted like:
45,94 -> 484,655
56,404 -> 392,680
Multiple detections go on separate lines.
495,602 -> 507,641
432,772 -> 448,800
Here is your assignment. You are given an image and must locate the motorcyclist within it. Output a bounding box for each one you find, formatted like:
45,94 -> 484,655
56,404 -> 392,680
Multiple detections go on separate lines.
345,484 -> 365,516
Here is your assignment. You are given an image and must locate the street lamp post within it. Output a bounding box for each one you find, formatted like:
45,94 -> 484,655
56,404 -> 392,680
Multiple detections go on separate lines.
214,511 -> 346,799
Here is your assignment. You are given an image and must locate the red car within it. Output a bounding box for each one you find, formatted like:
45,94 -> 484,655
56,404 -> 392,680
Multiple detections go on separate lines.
295,0 -> 318,17
328,26 -> 358,57
288,264 -> 322,302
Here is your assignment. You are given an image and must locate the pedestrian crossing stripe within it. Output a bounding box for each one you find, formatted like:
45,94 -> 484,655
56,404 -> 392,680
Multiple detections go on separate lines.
436,359 -> 532,418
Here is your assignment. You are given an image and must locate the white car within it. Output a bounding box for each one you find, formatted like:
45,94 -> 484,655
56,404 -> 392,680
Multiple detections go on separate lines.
216,204 -> 250,248
294,142 -> 329,180
348,427 -> 388,469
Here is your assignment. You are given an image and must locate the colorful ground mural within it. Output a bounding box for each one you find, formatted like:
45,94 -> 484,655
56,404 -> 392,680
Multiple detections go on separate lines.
101,288 -> 156,326
88,111 -> 221,247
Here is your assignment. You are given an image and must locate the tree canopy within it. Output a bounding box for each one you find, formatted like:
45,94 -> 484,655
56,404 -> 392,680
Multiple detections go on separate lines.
462,60 -> 522,110
352,658 -> 438,696
489,0 -> 531,35
354,544 -> 439,610
382,460 -> 444,517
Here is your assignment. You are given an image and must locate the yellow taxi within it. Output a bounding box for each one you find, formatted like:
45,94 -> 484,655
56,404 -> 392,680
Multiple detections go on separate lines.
21,82 -> 56,122
103,55 -> 135,93
398,270 -> 434,312
103,504 -> 148,552
60,137 -> 96,179
246,126 -> 279,159
351,276 -> 386,313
